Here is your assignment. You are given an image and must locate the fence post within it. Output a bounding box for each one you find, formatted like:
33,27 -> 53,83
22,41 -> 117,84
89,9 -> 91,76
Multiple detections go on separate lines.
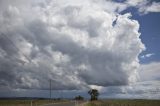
31,100 -> 32,106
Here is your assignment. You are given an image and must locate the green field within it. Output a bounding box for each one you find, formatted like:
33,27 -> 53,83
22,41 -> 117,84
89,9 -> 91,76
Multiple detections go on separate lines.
0,99 -> 68,106
85,99 -> 160,106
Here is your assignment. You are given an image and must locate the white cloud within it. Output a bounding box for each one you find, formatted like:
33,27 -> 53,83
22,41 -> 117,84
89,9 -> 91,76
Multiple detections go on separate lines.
126,0 -> 160,14
139,2 -> 160,14
139,62 -> 160,81
145,53 -> 154,57
100,80 -> 160,99
126,0 -> 147,7
0,0 -> 145,90
140,53 -> 154,59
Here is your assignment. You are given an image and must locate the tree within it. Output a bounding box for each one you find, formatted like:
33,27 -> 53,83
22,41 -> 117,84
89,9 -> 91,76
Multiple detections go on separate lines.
88,89 -> 99,101
74,95 -> 84,100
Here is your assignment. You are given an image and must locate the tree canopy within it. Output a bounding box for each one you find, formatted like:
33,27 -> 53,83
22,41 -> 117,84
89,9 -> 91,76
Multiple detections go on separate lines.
88,89 -> 99,101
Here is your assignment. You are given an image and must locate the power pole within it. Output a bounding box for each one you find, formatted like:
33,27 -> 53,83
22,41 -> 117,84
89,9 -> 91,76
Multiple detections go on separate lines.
49,79 -> 51,99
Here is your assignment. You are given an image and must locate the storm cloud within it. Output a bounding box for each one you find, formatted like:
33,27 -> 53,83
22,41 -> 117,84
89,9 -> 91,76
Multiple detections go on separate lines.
0,0 -> 145,90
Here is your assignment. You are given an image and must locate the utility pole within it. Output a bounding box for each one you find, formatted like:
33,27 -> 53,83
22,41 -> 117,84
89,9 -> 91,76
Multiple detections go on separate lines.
49,79 -> 51,99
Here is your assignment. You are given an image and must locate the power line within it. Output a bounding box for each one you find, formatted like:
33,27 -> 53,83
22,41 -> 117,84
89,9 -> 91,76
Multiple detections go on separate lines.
0,33 -> 31,64
1,33 -> 57,98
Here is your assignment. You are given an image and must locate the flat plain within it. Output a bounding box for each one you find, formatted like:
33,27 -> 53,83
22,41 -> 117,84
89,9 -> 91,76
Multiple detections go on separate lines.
0,99 -> 68,106
1,99 -> 160,106
85,99 -> 160,106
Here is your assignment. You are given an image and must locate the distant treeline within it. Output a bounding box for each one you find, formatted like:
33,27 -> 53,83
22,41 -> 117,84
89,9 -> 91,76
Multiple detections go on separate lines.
0,97 -> 63,100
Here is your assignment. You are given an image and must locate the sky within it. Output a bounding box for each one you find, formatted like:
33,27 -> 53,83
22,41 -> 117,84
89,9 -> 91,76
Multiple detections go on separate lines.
0,0 -> 160,99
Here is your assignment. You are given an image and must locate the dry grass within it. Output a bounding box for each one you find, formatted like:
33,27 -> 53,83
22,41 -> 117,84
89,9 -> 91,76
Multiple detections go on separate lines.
0,99 -> 68,106
86,99 -> 160,106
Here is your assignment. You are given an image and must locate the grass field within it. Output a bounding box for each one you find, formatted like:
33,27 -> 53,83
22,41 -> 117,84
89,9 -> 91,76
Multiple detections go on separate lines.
85,99 -> 160,106
1,99 -> 160,106
0,99 -> 68,106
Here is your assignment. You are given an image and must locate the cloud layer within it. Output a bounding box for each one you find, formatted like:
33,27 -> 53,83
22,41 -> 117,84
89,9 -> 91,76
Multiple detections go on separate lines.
101,80 -> 160,99
139,62 -> 160,81
0,0 -> 145,90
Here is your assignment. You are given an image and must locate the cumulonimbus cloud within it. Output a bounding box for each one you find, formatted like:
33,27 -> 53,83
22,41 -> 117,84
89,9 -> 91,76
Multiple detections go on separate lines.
0,0 -> 145,90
